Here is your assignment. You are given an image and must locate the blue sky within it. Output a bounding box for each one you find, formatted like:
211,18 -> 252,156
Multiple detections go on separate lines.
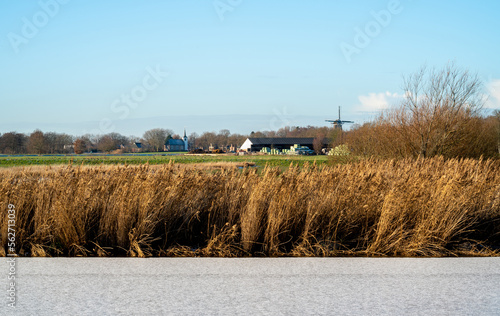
1,0 -> 499,137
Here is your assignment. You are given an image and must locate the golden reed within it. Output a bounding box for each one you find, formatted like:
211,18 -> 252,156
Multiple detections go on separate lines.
1,157 -> 499,257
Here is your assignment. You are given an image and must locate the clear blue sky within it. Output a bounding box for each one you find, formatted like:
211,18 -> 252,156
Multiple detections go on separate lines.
1,0 -> 499,137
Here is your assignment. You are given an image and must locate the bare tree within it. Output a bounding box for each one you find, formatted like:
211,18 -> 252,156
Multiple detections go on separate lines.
389,63 -> 484,157
45,132 -> 74,153
313,135 -> 324,154
97,135 -> 118,152
74,138 -> 88,154
143,128 -> 173,152
217,129 -> 231,149
197,131 -> 216,150
188,132 -> 199,149
27,130 -> 46,154
108,132 -> 128,147
0,132 -> 27,154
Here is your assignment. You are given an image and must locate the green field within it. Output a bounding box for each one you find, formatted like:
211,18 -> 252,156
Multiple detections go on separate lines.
0,153 -> 329,168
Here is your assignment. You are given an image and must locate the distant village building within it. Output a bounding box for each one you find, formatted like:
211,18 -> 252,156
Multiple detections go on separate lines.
239,137 -> 329,152
133,142 -> 142,153
164,130 -> 189,152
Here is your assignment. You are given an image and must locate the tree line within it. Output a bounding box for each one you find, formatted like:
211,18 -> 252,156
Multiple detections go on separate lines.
0,126 -> 335,155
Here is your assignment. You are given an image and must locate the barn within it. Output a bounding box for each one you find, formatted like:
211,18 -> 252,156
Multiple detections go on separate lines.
239,137 -> 329,152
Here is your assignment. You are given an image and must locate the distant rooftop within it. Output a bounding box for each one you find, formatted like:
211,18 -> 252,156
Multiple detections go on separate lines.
246,137 -> 328,145
167,139 -> 185,145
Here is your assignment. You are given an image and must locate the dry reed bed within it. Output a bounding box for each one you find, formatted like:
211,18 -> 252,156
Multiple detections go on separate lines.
1,158 -> 499,257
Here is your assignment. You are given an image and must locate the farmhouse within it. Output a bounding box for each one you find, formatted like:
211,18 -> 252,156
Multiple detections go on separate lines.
132,142 -> 142,153
239,137 -> 329,152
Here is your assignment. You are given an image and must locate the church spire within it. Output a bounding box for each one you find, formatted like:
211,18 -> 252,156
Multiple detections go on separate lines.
183,128 -> 188,151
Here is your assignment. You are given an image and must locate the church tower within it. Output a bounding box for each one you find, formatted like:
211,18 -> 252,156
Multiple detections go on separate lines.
183,129 -> 188,151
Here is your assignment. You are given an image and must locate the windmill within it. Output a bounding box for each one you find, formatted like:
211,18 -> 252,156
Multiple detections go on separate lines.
326,106 -> 353,130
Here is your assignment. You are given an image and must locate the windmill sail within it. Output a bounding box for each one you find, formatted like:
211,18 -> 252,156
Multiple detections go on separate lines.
326,106 -> 353,130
